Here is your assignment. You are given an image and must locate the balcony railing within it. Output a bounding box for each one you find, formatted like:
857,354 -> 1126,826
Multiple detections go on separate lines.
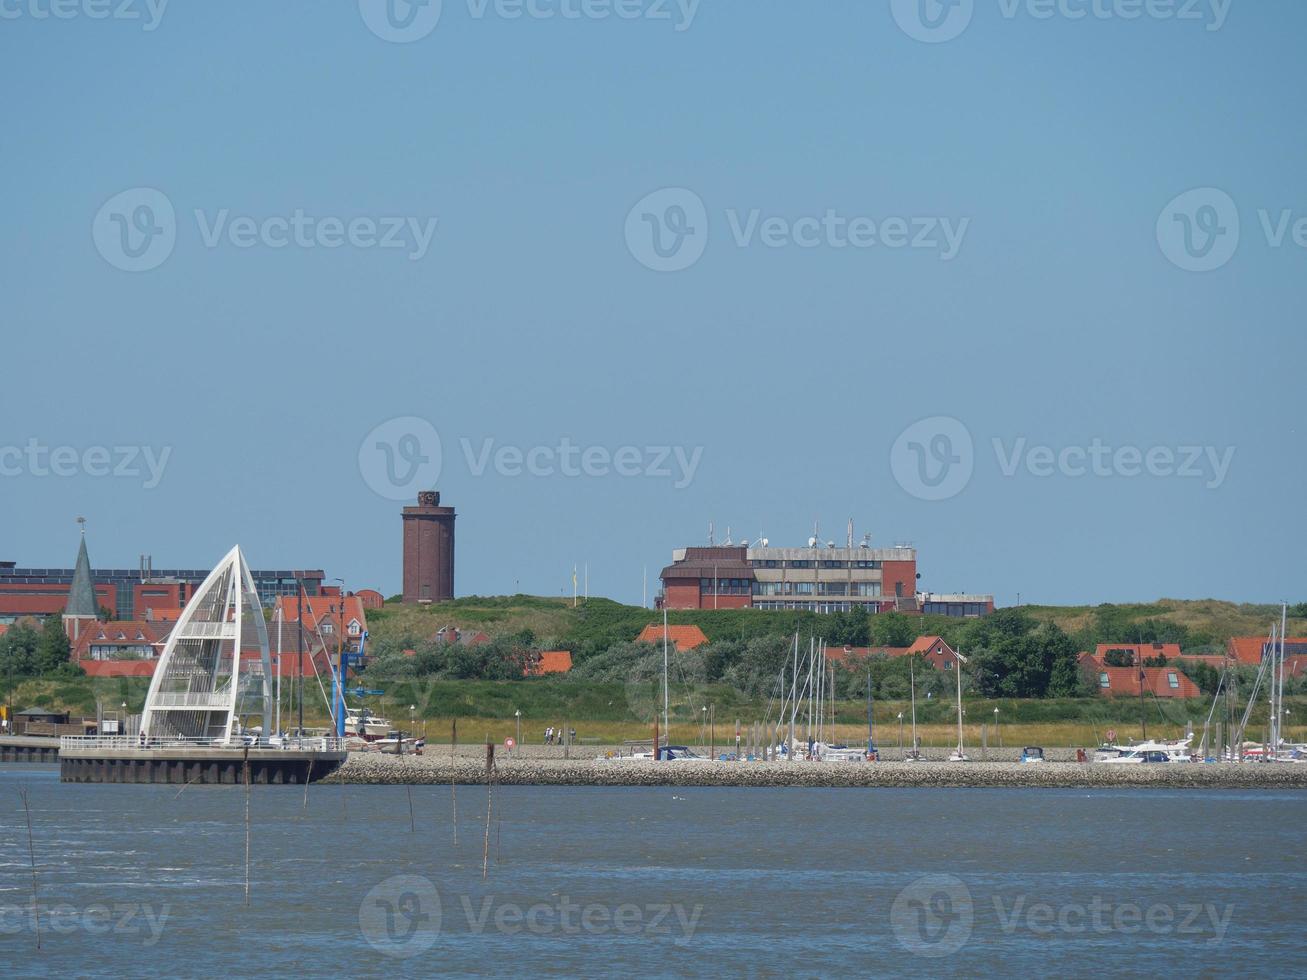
59,734 -> 349,752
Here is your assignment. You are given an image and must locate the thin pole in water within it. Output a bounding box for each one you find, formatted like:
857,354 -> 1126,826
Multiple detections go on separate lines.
407,783 -> 415,834
482,742 -> 495,880
451,718 -> 459,846
243,748 -> 252,908
19,788 -> 40,950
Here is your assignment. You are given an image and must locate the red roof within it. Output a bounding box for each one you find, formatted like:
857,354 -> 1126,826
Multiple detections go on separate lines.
1092,665 -> 1201,698
1227,636 -> 1307,665
1092,642 -> 1183,665
0,624 -> 7,638
273,594 -> 368,640
636,624 -> 708,651
527,650 -> 573,676
72,621 -> 170,662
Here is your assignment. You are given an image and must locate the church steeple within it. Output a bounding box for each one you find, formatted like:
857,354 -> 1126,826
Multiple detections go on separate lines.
63,518 -> 99,641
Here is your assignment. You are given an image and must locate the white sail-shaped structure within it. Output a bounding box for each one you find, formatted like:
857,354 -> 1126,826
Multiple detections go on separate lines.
141,546 -> 272,743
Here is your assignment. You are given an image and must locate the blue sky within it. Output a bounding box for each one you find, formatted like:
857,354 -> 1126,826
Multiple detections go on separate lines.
2,0 -> 1303,606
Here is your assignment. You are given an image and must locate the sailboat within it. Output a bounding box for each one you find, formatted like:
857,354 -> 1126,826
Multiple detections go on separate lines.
948,649 -> 970,762
905,658 -> 922,761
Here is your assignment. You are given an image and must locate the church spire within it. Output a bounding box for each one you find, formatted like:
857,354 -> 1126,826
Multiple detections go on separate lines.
64,519 -> 98,619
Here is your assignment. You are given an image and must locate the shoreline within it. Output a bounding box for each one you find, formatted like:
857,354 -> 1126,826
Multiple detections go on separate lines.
326,753 -> 1307,789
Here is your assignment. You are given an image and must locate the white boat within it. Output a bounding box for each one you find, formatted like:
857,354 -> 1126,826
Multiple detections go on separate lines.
1096,738 -> 1192,764
343,707 -> 392,741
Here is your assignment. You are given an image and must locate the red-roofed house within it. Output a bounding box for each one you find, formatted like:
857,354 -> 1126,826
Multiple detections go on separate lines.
273,594 -> 368,652
904,636 -> 959,670
72,621 -> 171,663
636,624 -> 709,651
1227,636 -> 1307,665
434,625 -> 490,647
1091,642 -> 1183,666
527,650 -> 573,676
1089,664 -> 1202,698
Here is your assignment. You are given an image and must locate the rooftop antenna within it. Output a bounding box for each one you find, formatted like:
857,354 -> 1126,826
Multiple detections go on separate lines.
724,526 -> 732,546
847,518 -> 854,549
708,521 -> 714,546
76,515 -> 86,535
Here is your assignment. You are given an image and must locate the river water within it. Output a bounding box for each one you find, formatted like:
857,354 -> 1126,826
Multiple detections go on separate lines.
2,764 -> 1304,977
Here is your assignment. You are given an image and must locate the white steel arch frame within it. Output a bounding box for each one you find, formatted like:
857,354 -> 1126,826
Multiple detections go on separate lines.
141,546 -> 272,742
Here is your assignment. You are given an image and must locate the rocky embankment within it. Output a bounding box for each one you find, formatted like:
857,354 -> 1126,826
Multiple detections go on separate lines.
327,753 -> 1307,789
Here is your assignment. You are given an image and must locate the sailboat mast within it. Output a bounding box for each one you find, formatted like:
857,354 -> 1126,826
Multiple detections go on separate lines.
662,607 -> 670,743
956,648 -> 964,756
789,633 -> 798,760
909,658 -> 918,755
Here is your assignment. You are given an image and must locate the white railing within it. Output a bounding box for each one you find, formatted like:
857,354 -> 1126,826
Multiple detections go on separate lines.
173,621 -> 238,640
147,689 -> 233,709
59,735 -> 348,752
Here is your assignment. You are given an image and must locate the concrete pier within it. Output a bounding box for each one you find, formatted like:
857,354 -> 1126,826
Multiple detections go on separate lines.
58,739 -> 346,785
0,735 -> 60,763
327,753 -> 1307,790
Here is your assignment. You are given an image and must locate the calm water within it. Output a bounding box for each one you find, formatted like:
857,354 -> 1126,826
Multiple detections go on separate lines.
2,763 -> 1304,977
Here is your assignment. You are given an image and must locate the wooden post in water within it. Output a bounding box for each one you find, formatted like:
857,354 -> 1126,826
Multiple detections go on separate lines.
18,788 -> 39,950
451,718 -> 459,845
243,747 -> 252,907
482,742 -> 495,880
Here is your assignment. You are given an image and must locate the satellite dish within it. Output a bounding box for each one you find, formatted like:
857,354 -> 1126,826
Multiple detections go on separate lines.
760,538 -> 768,547
808,537 -> 817,547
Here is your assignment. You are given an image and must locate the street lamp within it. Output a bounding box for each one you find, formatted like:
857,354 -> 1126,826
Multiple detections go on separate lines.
701,705 -> 707,746
514,709 -> 521,750
993,707 -> 1001,747
897,711 -> 904,749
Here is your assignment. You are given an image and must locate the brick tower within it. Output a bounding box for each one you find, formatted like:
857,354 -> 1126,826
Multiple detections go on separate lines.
402,491 -> 455,603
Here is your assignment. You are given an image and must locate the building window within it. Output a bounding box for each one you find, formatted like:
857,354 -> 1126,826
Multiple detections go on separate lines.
1167,672 -> 1179,689
1099,673 -> 1110,688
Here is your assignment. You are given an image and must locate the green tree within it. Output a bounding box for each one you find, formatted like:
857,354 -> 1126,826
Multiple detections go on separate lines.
870,612 -> 917,648
36,616 -> 73,674
0,622 -> 41,676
